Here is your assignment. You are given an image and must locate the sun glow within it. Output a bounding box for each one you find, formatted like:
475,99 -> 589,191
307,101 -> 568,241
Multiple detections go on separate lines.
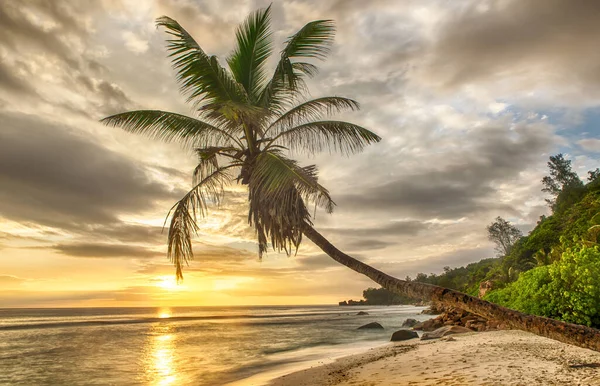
155,276 -> 180,291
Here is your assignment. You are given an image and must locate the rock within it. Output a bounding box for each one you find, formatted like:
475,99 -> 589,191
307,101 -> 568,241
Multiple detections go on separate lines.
421,318 -> 444,331
390,329 -> 419,341
357,311 -> 369,316
479,280 -> 493,298
357,322 -> 384,330
421,326 -> 473,340
402,318 -> 419,328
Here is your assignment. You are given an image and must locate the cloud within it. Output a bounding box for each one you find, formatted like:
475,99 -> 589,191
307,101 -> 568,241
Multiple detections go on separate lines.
578,139 -> 600,153
336,121 -> 553,219
0,58 -> 35,95
122,31 -> 149,54
52,243 -> 162,258
0,112 -> 180,230
411,0 -> 600,102
0,275 -> 25,286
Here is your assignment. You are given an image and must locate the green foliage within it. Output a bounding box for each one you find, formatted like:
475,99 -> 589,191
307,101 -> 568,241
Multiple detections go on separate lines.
412,258 -> 500,296
485,242 -> 600,327
541,153 -> 584,210
362,287 -> 416,305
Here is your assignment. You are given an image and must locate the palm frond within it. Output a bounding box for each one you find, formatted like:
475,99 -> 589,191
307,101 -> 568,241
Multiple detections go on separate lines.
266,97 -> 359,135
266,120 -> 381,156
259,20 -> 336,112
248,151 -> 334,256
193,146 -> 240,183
166,166 -> 236,281
156,16 -> 249,113
281,19 -> 335,60
227,6 -> 273,103
101,110 -> 241,148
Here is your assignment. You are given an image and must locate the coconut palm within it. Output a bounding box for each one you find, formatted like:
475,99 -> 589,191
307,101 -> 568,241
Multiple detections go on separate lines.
102,7 -> 600,351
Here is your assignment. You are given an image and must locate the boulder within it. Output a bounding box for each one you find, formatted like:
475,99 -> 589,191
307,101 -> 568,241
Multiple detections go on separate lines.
390,329 -> 419,341
357,322 -> 384,330
357,311 -> 369,316
401,318 -> 419,328
479,280 -> 493,298
420,326 -> 473,340
421,318 -> 444,331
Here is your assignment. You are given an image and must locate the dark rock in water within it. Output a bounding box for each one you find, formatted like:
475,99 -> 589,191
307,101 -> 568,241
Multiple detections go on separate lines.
402,318 -> 418,327
357,311 -> 369,316
358,322 -> 384,330
390,329 -> 418,341
420,326 -> 472,340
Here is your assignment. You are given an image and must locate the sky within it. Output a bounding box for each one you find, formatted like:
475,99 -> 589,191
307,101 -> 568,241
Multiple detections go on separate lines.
1,0 -> 599,308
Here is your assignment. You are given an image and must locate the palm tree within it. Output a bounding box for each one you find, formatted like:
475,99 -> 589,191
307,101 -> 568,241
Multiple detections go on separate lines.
102,7 -> 600,351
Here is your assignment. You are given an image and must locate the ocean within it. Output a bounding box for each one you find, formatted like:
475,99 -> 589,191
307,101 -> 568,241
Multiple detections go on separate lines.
0,305 -> 428,385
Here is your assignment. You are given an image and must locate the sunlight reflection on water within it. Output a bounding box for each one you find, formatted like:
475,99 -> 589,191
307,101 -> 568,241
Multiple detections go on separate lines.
145,320 -> 178,385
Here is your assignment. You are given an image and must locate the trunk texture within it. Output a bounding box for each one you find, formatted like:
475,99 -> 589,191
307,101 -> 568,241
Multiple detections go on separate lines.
303,225 -> 600,352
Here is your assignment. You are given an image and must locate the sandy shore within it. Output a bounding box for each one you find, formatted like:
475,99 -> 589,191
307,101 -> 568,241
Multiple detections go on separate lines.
269,330 -> 600,385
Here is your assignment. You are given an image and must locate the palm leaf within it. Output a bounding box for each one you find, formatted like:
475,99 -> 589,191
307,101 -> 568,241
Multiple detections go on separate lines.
281,19 -> 335,60
156,16 -> 249,114
101,110 -> 241,148
248,151 -> 334,256
259,20 -> 336,112
266,120 -> 381,156
166,165 -> 236,281
266,97 -> 359,135
193,146 -> 240,183
227,6 -> 273,103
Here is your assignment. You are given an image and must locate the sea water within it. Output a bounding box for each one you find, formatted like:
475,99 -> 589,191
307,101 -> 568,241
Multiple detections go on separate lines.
0,305 -> 428,385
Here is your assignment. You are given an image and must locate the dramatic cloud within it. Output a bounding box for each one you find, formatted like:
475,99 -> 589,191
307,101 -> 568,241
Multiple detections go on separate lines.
0,112 -> 179,230
337,122 -> 553,219
0,0 -> 598,306
413,0 -> 600,103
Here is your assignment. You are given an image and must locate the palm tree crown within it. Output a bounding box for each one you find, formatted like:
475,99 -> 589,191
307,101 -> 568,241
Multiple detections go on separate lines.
102,6 -> 381,280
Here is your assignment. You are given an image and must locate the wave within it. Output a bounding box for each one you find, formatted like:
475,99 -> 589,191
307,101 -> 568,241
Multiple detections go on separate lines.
0,311 -> 345,331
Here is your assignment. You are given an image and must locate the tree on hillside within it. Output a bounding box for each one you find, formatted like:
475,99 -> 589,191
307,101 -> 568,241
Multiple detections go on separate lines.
588,168 -> 600,182
102,7 -> 600,351
542,154 -> 584,210
487,216 -> 523,256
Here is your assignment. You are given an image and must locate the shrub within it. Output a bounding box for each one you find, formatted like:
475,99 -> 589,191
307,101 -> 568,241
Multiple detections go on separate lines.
485,242 -> 600,327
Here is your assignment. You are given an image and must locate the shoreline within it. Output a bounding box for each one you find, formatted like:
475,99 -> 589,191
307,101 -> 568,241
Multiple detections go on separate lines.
268,330 -> 600,385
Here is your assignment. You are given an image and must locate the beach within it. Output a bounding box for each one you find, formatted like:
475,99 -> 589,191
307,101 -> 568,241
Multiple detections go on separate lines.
270,330 -> 600,385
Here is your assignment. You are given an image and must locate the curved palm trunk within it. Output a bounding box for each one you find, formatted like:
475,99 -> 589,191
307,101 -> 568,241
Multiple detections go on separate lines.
302,225 -> 600,352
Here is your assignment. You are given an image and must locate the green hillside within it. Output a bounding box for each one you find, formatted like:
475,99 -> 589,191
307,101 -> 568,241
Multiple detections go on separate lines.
365,155 -> 600,327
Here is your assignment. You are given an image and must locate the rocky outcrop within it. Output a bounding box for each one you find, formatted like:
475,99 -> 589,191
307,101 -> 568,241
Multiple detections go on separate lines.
390,329 -> 418,341
358,322 -> 384,330
357,311 -> 369,316
421,326 -> 473,340
479,280 -> 493,298
401,318 -> 418,328
413,305 -> 508,332
421,303 -> 444,315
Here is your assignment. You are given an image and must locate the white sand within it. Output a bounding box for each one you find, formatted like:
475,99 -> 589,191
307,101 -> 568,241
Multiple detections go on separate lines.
269,330 -> 600,385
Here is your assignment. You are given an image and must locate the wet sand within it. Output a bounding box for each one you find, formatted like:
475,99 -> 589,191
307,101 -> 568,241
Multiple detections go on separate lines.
269,330 -> 600,385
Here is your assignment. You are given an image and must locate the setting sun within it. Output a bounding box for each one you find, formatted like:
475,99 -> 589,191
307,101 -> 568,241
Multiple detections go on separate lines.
155,276 -> 179,291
